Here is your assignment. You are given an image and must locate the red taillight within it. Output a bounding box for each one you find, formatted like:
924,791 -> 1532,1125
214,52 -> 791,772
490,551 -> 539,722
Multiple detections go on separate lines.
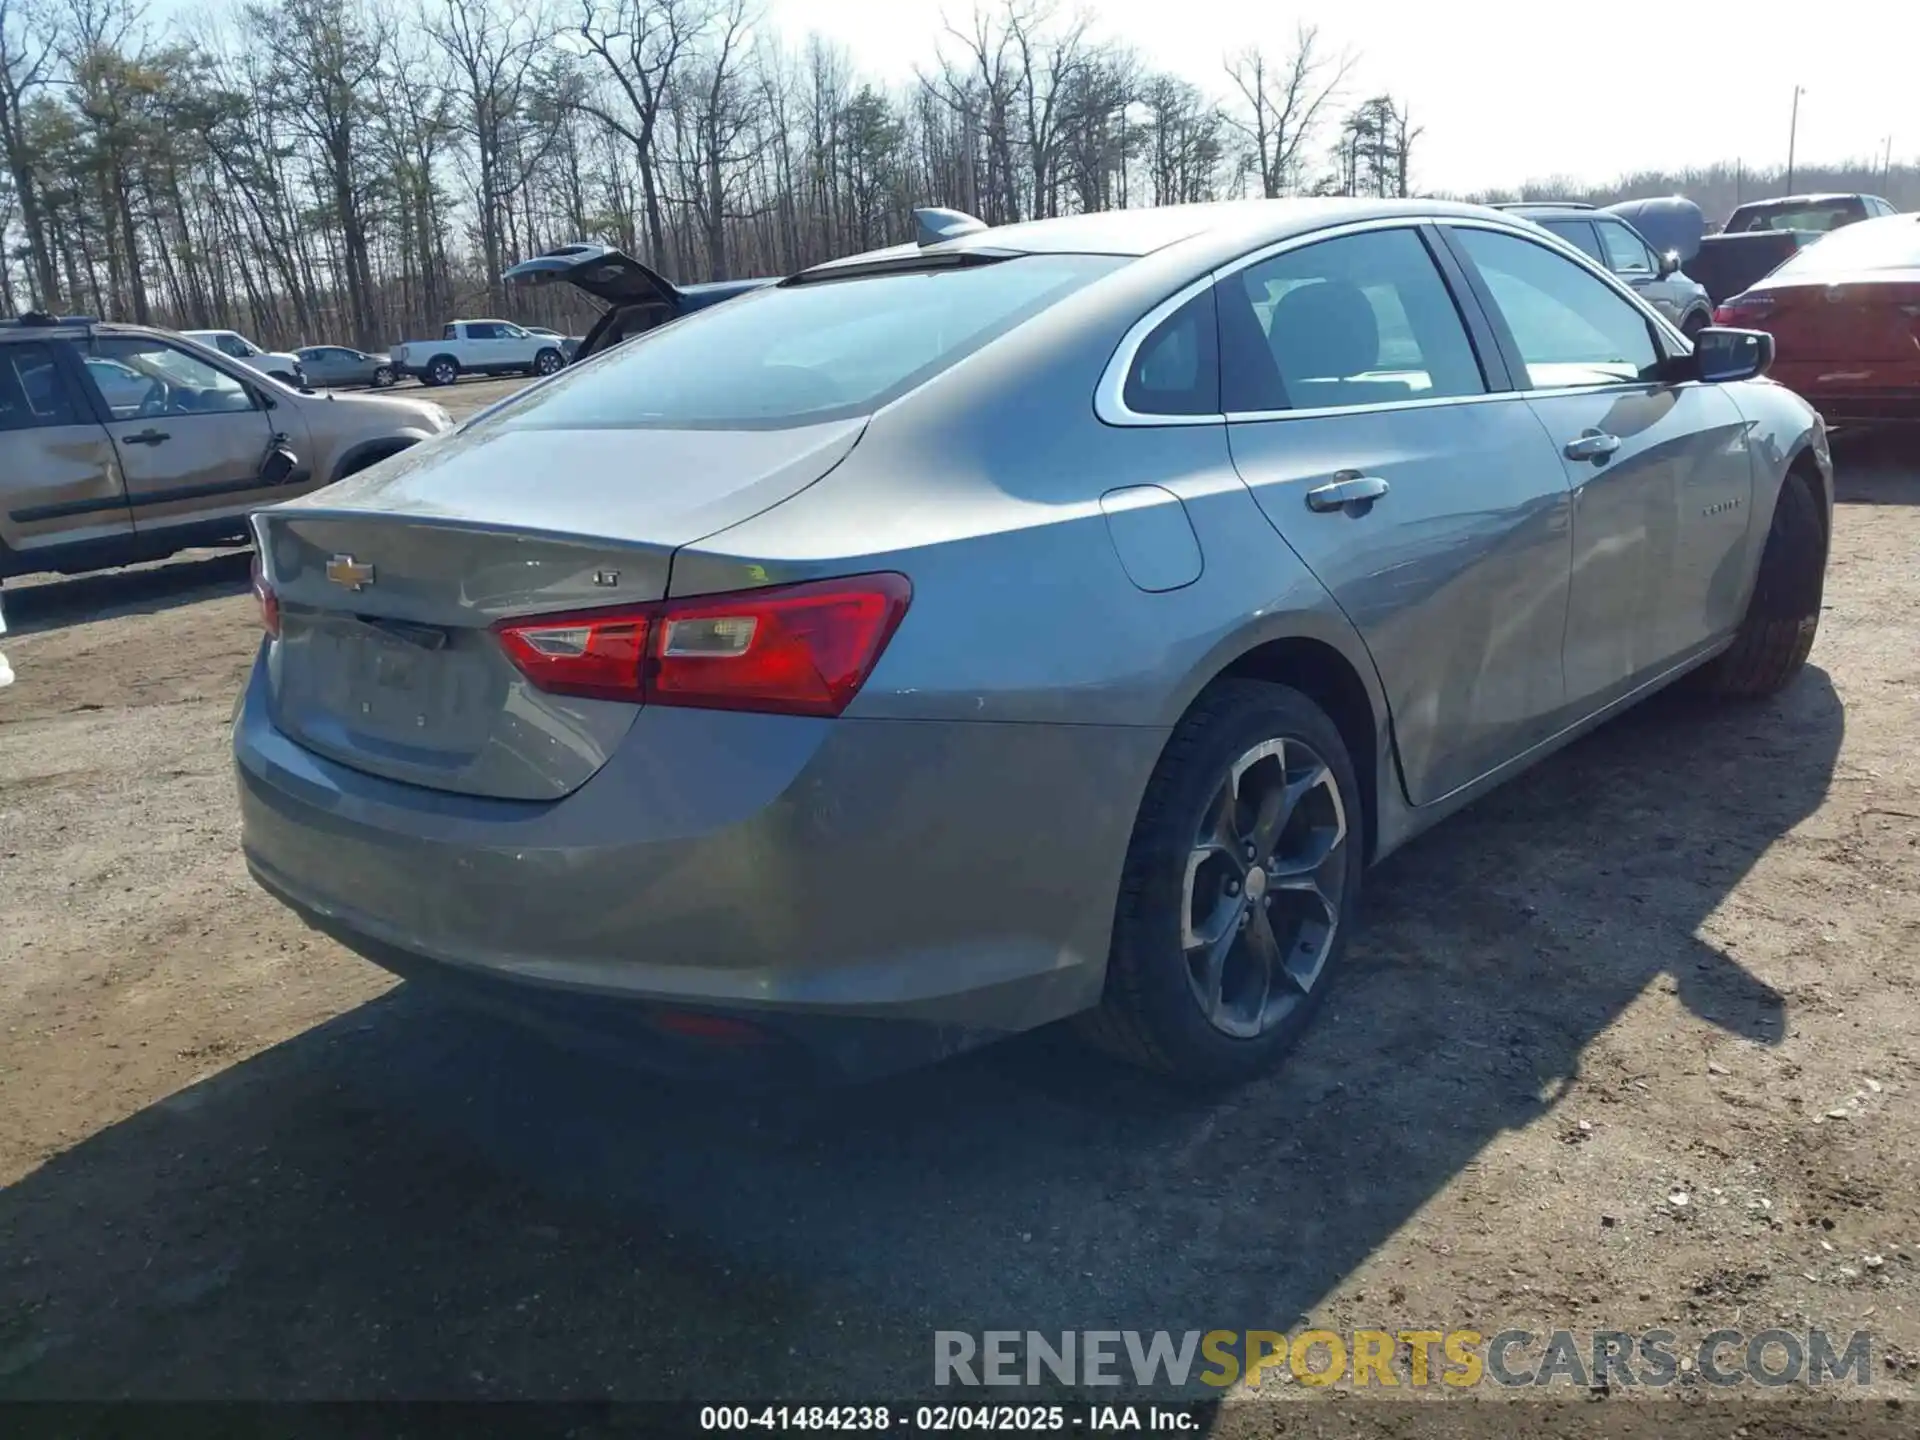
492,572 -> 911,718
251,556 -> 280,638
493,611 -> 650,703
649,1009 -> 766,1045
1714,294 -> 1775,326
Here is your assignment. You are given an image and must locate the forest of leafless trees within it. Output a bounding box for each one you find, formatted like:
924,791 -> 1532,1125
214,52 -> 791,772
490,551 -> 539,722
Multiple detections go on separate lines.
4,0 -> 1914,355
0,0 -> 1424,348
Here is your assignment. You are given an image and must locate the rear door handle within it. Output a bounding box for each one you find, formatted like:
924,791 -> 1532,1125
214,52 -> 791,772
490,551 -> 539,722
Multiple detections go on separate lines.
1564,430 -> 1621,461
1304,473 -> 1390,513
123,429 -> 171,446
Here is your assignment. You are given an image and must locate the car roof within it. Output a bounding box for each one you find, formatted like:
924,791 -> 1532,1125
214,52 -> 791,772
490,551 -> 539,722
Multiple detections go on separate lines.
1733,194 -> 1867,208
797,197 -> 1512,278
1500,204 -> 1606,221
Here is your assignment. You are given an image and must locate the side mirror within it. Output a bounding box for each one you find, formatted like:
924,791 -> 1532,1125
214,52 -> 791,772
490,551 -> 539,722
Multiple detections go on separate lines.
1692,326 -> 1773,384
1657,250 -> 1681,278
258,436 -> 302,485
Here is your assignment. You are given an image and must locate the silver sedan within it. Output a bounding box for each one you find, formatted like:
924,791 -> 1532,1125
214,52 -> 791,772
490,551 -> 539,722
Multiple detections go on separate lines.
234,198 -> 1831,1086
295,346 -> 397,389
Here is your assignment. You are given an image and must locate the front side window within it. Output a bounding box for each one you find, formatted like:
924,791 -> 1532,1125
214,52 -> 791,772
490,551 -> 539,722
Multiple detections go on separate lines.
1596,221 -> 1656,276
482,254 -> 1122,431
1541,219 -> 1605,262
1452,227 -> 1661,390
93,337 -> 257,417
1218,227 -> 1487,414
0,342 -> 86,431
1122,289 -> 1219,416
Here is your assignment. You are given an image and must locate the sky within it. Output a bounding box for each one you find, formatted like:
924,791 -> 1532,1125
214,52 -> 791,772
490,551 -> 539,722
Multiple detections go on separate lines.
765,0 -> 1916,193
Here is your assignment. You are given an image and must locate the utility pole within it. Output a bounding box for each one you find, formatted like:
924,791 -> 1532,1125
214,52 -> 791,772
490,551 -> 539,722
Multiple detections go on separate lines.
1885,136 -> 1895,189
1786,85 -> 1805,195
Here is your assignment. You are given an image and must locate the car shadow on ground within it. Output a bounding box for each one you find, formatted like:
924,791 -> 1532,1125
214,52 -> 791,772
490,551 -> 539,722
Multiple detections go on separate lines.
1,549 -> 252,637
1831,431 -> 1920,504
0,671 -> 1842,1399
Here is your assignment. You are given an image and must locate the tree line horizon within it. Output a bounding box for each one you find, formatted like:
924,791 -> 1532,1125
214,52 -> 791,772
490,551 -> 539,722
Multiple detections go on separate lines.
2,0 -> 1914,351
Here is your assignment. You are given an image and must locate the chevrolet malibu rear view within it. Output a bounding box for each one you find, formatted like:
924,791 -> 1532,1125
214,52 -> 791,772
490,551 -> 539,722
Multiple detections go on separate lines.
235,199 -> 1832,1086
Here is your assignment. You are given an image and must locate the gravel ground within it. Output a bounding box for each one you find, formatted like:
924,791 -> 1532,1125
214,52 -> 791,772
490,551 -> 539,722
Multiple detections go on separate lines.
1,415 -> 1917,1420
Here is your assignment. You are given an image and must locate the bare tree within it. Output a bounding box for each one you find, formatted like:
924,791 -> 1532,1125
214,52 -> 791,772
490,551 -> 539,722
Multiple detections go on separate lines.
430,0 -> 556,311
573,0 -> 707,275
0,0 -> 61,304
1222,24 -> 1351,199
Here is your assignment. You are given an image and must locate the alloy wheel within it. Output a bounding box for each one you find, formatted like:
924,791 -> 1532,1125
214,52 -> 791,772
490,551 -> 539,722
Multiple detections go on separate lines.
1180,736 -> 1348,1039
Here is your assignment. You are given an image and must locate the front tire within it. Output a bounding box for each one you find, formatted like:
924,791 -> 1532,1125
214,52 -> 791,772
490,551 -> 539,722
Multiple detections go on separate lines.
1690,470 -> 1825,699
1080,680 -> 1364,1087
533,348 -> 564,376
372,365 -> 394,388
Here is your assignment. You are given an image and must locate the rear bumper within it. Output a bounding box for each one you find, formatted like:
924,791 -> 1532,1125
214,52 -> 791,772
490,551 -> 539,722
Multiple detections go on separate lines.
232,649 -> 1164,1075
1771,363 -> 1920,425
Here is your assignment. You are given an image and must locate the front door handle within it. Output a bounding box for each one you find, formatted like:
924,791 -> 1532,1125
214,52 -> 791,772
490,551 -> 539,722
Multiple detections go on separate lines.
1304,473 -> 1390,514
123,429 -> 171,446
1564,430 -> 1621,462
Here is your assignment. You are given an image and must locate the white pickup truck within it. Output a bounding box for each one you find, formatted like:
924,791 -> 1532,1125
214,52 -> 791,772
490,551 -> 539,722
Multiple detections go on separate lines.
388,320 -> 570,387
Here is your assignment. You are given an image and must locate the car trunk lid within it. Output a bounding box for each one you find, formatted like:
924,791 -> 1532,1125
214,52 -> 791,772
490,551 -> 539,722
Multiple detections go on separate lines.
254,420 -> 866,801
1745,269 -> 1920,361
503,244 -> 683,308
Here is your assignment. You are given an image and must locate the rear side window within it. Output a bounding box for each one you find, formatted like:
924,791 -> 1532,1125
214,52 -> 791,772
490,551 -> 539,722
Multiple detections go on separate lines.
0,343 -> 86,432
1218,227 -> 1487,414
489,254 -> 1123,430
1123,289 -> 1219,416
465,322 -> 505,340
1452,227 -> 1661,389
1542,220 -> 1604,262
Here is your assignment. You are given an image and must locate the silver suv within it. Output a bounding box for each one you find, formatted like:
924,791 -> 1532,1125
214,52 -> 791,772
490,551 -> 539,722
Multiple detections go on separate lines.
1,315 -> 453,581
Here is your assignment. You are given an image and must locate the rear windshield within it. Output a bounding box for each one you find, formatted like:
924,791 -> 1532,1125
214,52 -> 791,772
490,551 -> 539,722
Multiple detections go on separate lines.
1771,219 -> 1920,278
485,254 -> 1123,430
1729,203 -> 1859,233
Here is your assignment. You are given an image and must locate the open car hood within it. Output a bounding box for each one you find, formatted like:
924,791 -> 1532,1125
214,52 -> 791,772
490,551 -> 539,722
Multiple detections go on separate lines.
1603,197 -> 1706,263
502,243 -> 685,308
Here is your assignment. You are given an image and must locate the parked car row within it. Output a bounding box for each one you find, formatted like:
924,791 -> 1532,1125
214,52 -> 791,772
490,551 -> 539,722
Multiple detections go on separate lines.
234,198 -> 1834,1090
1505,189 -> 1918,429
1,315 -> 453,582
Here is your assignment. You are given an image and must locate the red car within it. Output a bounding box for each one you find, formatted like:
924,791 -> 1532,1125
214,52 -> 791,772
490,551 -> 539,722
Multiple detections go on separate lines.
1714,214 -> 1920,426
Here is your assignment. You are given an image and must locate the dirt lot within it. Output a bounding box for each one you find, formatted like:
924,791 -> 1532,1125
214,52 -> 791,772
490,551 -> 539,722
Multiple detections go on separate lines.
1,408 -> 1917,1413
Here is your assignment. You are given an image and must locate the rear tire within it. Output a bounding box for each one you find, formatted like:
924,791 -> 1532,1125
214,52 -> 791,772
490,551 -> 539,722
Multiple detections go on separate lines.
425,356 -> 459,388
1682,310 -> 1710,340
1690,470 -> 1825,699
1079,680 -> 1364,1088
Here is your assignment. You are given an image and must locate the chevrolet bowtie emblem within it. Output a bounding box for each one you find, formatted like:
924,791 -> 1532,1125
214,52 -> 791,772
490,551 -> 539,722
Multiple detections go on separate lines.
325,554 -> 376,590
